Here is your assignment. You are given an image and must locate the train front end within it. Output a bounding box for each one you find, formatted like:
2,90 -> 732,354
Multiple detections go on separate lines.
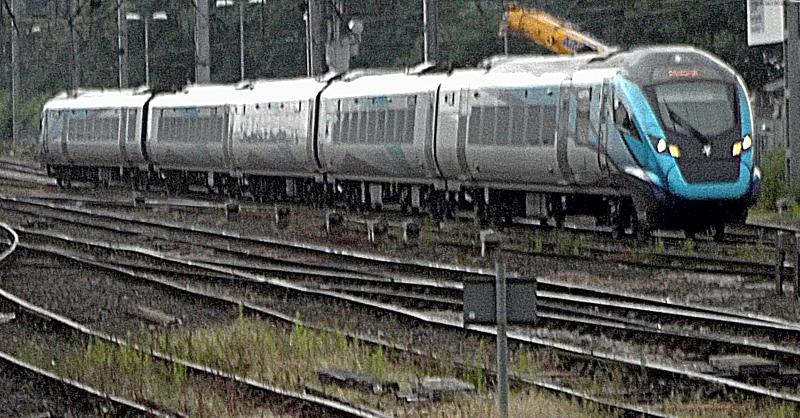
611,47 -> 760,232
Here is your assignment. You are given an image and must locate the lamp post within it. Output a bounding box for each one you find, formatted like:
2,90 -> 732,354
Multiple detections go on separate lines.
126,10 -> 168,86
10,0 -> 19,144
215,0 -> 264,81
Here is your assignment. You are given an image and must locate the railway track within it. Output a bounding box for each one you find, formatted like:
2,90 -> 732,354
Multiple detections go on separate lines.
6,208 -> 800,414
0,190 -> 790,284
0,223 -> 179,417
16,228 -> 661,417
1,235 -> 388,417
3,182 -> 800,411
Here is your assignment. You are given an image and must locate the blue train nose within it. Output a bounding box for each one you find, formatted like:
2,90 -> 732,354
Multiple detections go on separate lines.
665,162 -> 752,200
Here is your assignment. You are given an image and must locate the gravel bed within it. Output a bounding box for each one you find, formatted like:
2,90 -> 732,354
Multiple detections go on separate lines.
1,248 -> 237,336
6,203 -> 800,375
0,303 -> 144,417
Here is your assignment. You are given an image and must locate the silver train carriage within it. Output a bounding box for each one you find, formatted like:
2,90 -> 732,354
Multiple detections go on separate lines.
40,89 -> 151,186
145,79 -> 324,194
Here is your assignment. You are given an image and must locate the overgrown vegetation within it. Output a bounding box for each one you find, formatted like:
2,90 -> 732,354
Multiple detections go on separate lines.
760,147 -> 789,212
0,90 -> 48,159
15,314 -> 608,417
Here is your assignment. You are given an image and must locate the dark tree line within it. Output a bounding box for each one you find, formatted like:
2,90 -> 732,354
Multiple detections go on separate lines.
0,0 -> 783,143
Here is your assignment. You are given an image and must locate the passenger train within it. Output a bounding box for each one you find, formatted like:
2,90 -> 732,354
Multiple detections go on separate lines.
40,46 -> 760,236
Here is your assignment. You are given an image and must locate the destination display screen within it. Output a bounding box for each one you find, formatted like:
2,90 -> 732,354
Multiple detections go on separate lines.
650,66 -> 722,83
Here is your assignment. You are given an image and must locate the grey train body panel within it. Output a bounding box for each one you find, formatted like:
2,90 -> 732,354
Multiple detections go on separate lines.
228,79 -> 325,177
435,61 -> 617,191
41,90 -> 152,168
318,73 -> 447,183
146,79 -> 326,176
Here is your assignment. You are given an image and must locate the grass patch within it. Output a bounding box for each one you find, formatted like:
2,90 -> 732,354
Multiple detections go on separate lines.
136,314 -> 608,416
15,336 -> 263,416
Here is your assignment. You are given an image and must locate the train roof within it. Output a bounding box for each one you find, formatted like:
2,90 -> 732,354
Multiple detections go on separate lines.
322,71 -> 451,98
149,78 -> 326,108
482,53 -> 599,75
43,88 -> 153,111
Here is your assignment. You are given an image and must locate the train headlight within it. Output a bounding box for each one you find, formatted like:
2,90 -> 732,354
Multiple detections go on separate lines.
668,145 -> 681,158
742,135 -> 752,150
732,141 -> 743,157
656,138 -> 667,153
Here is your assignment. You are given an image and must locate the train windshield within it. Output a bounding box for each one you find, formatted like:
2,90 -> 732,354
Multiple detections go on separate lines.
651,81 -> 736,139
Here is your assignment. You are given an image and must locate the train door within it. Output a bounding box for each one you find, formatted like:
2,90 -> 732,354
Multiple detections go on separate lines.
556,79 -> 575,184
569,84 -> 603,184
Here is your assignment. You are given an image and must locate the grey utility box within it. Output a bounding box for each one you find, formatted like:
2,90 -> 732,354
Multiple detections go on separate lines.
463,277 -> 537,325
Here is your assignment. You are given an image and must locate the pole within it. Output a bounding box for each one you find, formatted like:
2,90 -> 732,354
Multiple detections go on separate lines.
423,0 -> 438,63
70,0 -> 81,90
787,1 -> 800,186
304,11 -> 312,76
777,230 -> 785,296
503,0 -> 509,55
239,0 -> 245,80
495,246 -> 509,418
307,0 -> 326,76
10,0 -> 19,144
194,0 -> 211,83
794,232 -> 799,300
117,0 -> 129,88
144,17 -> 150,86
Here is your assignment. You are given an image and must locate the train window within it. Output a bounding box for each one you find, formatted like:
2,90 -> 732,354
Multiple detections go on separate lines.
481,107 -> 496,145
576,89 -> 591,146
375,110 -> 387,144
511,106 -> 526,146
382,110 -> 393,143
403,109 -> 416,143
367,110 -> 378,143
468,107 -> 482,145
358,112 -> 368,143
334,114 -> 344,142
541,106 -> 556,146
614,104 -> 639,140
495,106 -> 510,146
524,106 -> 539,146
348,111 -> 357,142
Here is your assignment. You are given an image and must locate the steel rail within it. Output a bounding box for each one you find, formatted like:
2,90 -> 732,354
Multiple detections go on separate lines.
0,222 -> 18,262
0,224 -> 180,417
0,350 -> 176,418
16,227 -> 800,408
18,213 -> 797,338
30,225 -> 800,368
4,287 -> 387,418
0,281 -> 387,418
5,195 -> 799,332
1,195 -> 791,318
17,233 -> 669,418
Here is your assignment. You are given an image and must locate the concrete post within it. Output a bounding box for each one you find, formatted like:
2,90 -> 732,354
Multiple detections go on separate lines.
194,0 -> 211,83
307,0 -> 327,76
70,0 -> 80,89
786,2 -> 800,186
777,230 -> 785,296
10,0 -> 20,144
795,232 -> 800,300
490,234 -> 509,418
423,0 -> 438,62
117,0 -> 129,88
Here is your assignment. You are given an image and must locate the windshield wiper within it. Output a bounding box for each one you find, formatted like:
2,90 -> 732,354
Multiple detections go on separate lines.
665,104 -> 709,144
